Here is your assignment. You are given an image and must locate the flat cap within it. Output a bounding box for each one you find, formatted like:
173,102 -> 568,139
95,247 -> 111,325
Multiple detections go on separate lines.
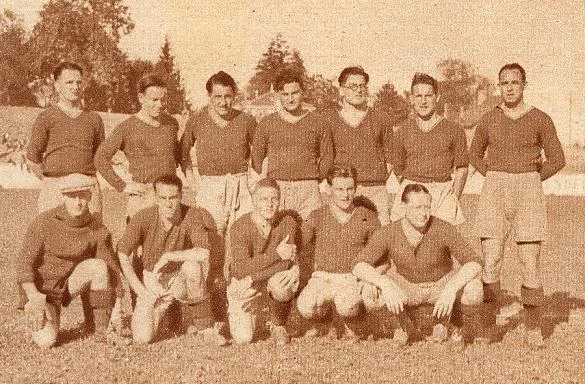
57,173 -> 96,193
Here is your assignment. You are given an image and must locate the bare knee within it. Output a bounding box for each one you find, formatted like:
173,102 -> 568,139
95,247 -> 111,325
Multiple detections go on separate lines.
229,313 -> 254,345
461,279 -> 484,306
267,278 -> 295,303
83,258 -> 110,290
334,292 -> 363,318
180,260 -> 203,279
32,326 -> 58,349
297,289 -> 327,319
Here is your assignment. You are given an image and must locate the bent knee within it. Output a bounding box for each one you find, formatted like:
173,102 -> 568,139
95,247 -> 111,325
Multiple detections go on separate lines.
180,260 -> 203,278
32,327 -> 58,349
296,292 -> 327,319
334,293 -> 363,318
461,279 -> 484,306
229,317 -> 254,344
267,278 -> 296,303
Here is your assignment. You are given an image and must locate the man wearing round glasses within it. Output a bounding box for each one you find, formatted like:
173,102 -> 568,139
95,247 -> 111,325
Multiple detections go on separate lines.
325,66 -> 395,225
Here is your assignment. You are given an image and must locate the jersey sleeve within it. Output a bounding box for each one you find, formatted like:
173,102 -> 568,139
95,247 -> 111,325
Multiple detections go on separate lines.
117,210 -> 147,256
17,216 -> 47,284
94,124 -> 127,192
453,124 -> 470,169
251,118 -> 269,174
26,110 -> 50,164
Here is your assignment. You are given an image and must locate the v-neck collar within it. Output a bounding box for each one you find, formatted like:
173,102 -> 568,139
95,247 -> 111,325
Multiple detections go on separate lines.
498,105 -> 534,121
55,104 -> 84,119
338,108 -> 369,128
328,204 -> 356,225
415,115 -> 443,133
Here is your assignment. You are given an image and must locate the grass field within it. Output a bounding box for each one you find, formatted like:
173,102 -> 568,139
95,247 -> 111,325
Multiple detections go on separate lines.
1,190 -> 585,383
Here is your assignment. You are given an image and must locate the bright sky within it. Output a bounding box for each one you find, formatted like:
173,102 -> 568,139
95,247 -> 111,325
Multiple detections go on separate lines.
4,0 -> 585,141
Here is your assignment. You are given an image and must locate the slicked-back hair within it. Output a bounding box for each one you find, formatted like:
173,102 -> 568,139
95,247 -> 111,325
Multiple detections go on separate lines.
138,73 -> 167,94
326,163 -> 357,185
53,62 -> 83,81
411,72 -> 438,95
498,63 -> 526,83
254,177 -> 280,195
401,183 -> 430,203
153,174 -> 183,193
206,71 -> 237,94
338,66 -> 369,86
274,70 -> 304,92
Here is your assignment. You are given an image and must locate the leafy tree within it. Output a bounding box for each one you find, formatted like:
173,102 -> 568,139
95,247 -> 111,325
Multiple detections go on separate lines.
26,0 -> 134,111
305,74 -> 340,111
0,10 -> 35,105
154,36 -> 189,114
248,33 -> 308,97
436,59 -> 493,121
373,82 -> 410,123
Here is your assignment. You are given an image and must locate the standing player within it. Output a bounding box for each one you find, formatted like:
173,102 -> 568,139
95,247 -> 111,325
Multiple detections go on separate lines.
326,66 -> 394,225
180,71 -> 257,235
227,178 -> 300,345
469,63 -> 565,348
17,174 -> 123,348
27,62 -> 104,215
179,71 -> 257,327
116,175 -> 227,345
296,164 -> 382,340
95,73 -> 180,221
390,72 -> 469,225
353,184 -> 485,346
252,71 -> 333,220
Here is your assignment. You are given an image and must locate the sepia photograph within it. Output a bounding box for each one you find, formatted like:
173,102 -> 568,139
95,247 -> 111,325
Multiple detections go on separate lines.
1,0 -> 584,382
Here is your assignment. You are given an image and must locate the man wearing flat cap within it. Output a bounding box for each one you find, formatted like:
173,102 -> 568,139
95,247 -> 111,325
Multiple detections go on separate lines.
17,174 -> 124,348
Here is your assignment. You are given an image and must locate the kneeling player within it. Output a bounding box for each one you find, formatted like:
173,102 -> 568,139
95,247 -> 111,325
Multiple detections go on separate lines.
353,184 -> 485,346
17,174 -> 121,348
227,178 -> 299,345
296,164 -> 382,340
117,175 -> 227,345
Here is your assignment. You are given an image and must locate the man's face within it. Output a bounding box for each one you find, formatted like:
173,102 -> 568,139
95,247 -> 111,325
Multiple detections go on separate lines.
411,83 -> 438,119
253,186 -> 280,221
155,183 -> 181,222
498,69 -> 525,106
209,84 -> 235,117
341,74 -> 368,107
62,190 -> 92,217
278,82 -> 303,113
330,176 -> 356,212
55,69 -> 83,103
403,191 -> 432,230
138,86 -> 167,119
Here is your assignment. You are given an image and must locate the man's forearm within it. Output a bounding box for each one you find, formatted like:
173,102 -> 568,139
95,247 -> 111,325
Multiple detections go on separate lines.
452,166 -> 469,199
444,261 -> 482,293
353,262 -> 396,291
118,252 -> 147,295
164,248 -> 209,264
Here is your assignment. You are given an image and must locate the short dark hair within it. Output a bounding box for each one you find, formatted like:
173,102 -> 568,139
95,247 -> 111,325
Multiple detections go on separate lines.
401,183 -> 430,203
206,71 -> 237,94
153,174 -> 183,193
254,177 -> 280,195
138,73 -> 167,94
53,62 -> 83,81
498,63 -> 526,83
338,66 -> 369,86
274,70 -> 304,92
411,72 -> 438,95
326,163 -> 357,185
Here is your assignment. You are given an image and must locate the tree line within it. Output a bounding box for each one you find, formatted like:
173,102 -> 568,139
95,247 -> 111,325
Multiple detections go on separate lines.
1,1 -> 496,125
